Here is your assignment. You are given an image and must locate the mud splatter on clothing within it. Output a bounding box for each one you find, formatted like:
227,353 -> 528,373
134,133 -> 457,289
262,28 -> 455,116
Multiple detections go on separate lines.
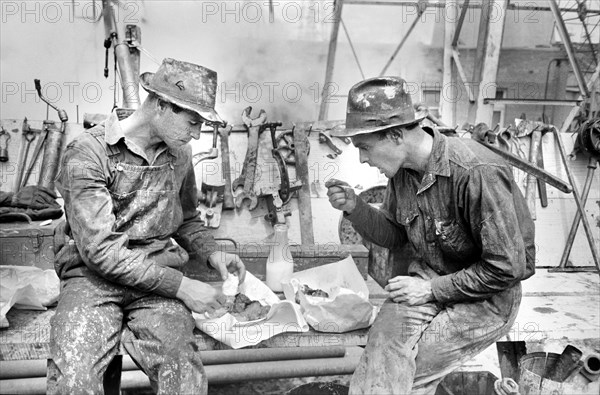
345,128 -> 534,393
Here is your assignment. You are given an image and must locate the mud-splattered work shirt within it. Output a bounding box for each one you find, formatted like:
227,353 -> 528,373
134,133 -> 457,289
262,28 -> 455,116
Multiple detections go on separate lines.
346,127 -> 535,303
54,112 -> 216,298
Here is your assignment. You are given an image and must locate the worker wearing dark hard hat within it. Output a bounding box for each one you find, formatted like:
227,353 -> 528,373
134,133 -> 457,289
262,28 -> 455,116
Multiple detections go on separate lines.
50,58 -> 246,394
326,77 -> 535,394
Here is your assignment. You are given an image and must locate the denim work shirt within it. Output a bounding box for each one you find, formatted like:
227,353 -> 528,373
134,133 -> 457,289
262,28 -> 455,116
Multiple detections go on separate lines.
346,127 -> 535,304
54,112 -> 217,298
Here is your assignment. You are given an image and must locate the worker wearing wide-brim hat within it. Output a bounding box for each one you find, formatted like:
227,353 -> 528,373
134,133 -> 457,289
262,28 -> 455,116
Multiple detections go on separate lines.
326,76 -> 535,394
51,58 -> 245,395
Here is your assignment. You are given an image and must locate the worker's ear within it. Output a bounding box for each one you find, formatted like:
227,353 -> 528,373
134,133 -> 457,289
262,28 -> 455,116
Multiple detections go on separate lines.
156,98 -> 170,113
387,127 -> 404,144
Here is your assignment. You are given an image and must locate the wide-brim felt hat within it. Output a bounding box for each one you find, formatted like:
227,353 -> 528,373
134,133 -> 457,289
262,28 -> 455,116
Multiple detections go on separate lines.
140,58 -> 223,124
331,76 -> 426,138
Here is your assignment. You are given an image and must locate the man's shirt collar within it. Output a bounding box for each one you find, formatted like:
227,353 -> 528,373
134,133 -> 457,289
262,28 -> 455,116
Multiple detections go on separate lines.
424,126 -> 451,178
103,112 -> 176,163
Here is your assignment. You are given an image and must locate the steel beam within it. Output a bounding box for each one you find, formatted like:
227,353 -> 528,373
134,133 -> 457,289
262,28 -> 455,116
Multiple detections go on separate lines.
319,0 -> 345,121
483,98 -> 583,106
549,0 -> 590,98
475,0 -> 508,126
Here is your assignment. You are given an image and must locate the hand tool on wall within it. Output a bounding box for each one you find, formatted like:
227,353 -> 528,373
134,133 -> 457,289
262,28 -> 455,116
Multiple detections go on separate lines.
421,108 -> 574,194
198,182 -> 225,228
217,123 -> 235,210
318,130 -> 343,156
292,126 -> 314,244
274,126 -> 311,165
13,118 -> 37,192
0,126 -> 10,162
34,79 -> 68,191
20,121 -> 52,189
193,122 -> 219,166
258,121 -> 304,225
234,107 -> 267,210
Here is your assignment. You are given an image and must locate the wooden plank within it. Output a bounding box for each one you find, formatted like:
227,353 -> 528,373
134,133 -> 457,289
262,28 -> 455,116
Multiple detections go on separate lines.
3,270 -> 598,362
318,0 -> 344,121
452,49 -> 475,103
441,0 -> 457,126
452,0 -> 471,48
185,244 -> 369,282
378,3 -> 427,77
293,126 -> 314,244
468,0 -> 492,123
475,0 -> 509,126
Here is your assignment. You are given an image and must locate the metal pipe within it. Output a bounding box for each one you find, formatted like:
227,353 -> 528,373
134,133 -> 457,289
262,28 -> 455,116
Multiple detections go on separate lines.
452,0 -> 470,48
0,346 -> 347,380
0,351 -> 361,394
102,0 -> 140,109
583,353 -> 600,376
344,0 -> 600,13
549,0 -> 590,98
34,79 -> 67,191
557,157 -> 597,268
124,352 -> 361,388
551,126 -> 600,269
542,58 -> 568,123
318,0 -> 344,121
379,2 -> 426,77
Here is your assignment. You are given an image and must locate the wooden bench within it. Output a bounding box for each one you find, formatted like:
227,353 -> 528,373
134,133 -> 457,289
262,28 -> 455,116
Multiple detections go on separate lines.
0,299 -> 379,394
0,244 -> 374,393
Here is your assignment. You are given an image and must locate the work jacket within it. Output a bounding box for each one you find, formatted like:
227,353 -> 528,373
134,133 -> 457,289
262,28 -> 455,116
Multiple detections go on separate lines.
54,112 -> 216,298
346,127 -> 536,304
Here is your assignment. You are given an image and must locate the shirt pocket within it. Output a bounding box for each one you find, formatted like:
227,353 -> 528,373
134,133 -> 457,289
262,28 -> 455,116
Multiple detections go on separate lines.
433,218 -> 479,261
398,209 -> 421,251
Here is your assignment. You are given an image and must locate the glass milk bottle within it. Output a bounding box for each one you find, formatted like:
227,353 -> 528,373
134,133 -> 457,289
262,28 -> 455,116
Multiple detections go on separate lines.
266,224 -> 294,292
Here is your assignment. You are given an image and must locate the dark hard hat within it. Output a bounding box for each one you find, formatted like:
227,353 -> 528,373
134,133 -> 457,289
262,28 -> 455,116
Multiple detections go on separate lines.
331,76 -> 425,137
140,58 -> 223,124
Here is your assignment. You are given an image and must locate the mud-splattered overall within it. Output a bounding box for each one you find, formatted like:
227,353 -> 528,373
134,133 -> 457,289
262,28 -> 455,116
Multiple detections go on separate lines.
345,128 -> 536,394
50,113 -> 215,394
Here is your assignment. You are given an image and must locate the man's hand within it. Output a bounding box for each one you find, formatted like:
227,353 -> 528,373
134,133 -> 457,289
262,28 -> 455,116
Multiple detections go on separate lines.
385,276 -> 435,306
208,252 -> 246,284
175,277 -> 221,314
325,178 -> 358,214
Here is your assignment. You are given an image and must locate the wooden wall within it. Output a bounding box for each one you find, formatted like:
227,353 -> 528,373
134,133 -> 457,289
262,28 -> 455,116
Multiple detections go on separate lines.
1,117 -> 597,269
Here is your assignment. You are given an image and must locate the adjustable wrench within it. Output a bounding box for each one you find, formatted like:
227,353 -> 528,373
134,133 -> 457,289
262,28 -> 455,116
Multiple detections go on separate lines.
13,118 -> 37,191
217,123 -> 235,210
234,107 -> 267,210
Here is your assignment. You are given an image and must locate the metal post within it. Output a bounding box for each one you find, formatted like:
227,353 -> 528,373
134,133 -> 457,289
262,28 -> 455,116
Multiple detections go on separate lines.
441,0 -> 457,126
548,0 -> 590,98
551,126 -> 600,270
102,0 -> 140,109
554,157 -> 598,270
318,0 -> 345,121
475,0 -> 508,126
379,3 -> 427,77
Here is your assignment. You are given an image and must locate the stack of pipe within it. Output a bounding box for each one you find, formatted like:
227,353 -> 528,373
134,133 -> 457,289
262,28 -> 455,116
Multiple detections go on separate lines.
0,346 -> 362,394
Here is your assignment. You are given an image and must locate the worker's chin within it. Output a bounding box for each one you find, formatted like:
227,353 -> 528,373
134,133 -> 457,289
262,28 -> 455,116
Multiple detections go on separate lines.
378,168 -> 391,178
167,139 -> 190,148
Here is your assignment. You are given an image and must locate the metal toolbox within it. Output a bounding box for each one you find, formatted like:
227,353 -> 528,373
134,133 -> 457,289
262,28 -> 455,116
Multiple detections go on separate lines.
0,220 -> 59,270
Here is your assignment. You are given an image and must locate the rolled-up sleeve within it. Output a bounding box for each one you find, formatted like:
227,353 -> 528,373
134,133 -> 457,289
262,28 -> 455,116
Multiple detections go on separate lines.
431,165 -> 529,303
345,180 -> 408,249
58,144 -> 183,298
